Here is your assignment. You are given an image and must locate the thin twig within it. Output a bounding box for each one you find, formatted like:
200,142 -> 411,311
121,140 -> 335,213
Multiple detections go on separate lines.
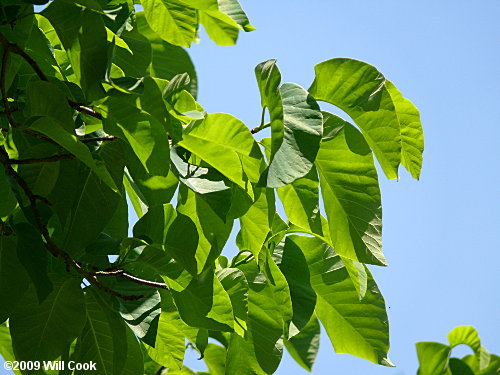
0,32 -> 103,121
250,121 -> 271,134
80,136 -> 116,143
0,46 -> 19,128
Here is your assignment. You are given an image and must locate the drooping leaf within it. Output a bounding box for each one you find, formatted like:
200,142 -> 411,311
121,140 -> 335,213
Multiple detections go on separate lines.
447,326 -> 481,353
225,333 -> 266,375
135,12 -> 198,97
9,276 -> 86,361
385,80 -> 424,179
315,118 -> 386,266
216,268 -> 248,336
178,113 -> 264,194
238,187 -> 275,259
284,314 -> 321,372
416,342 -> 452,375
0,236 -> 29,323
274,237 -> 316,336
289,235 -> 392,366
42,0 -> 108,100
142,0 -> 198,47
145,290 -> 186,370
133,203 -> 198,275
172,269 -> 234,331
177,185 -> 234,273
309,58 -> 402,180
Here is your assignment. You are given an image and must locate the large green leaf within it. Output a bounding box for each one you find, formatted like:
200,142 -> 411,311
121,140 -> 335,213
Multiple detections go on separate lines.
385,80 -> 424,179
274,237 -> 316,335
49,141 -> 123,255
225,333 -> 266,375
289,235 -> 392,366
145,290 -> 186,370
142,0 -> 198,47
172,269 -> 234,331
284,314 -> 321,372
26,81 -> 75,132
238,187 -> 275,259
177,184 -> 234,273
309,58 -> 402,180
29,116 -> 118,191
315,117 -> 386,266
277,165 -> 322,235
216,268 -> 248,336
42,0 -> 108,100
10,276 -> 86,361
416,342 -> 452,375
101,92 -> 170,177
0,326 -> 21,375
135,12 -> 198,97
14,222 -> 52,302
133,204 -> 198,274
0,236 -> 29,323
237,256 -> 293,374
179,113 -> 264,193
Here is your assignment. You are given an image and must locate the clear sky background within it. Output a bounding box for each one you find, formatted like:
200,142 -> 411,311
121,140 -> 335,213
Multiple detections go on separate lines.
2,1 -> 499,375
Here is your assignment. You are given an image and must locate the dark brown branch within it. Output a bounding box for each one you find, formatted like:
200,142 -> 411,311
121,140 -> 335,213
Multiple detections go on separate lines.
92,269 -> 169,290
0,46 -> 19,128
8,154 -> 75,164
0,33 -> 103,121
80,136 -> 116,143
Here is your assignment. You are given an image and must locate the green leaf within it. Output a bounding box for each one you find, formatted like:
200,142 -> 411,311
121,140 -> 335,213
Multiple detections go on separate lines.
101,92 -> 170,177
315,118 -> 386,266
274,237 -> 316,335
216,268 -> 248,336
385,80 -> 424,179
172,269 -> 234,331
416,342 -> 452,375
145,290 -> 186,370
42,0 -> 108,100
447,326 -> 481,353
448,358 -> 475,375
268,83 -> 323,188
284,314 -> 321,372
179,113 -> 264,193
142,0 -> 198,47
49,141 -> 123,255
0,326 -> 21,375
14,222 -> 53,302
203,343 -> 227,375
237,256 -> 292,374
0,236 -> 29,323
10,276 -> 86,361
0,167 -> 17,217
290,235 -> 392,366
225,333 -> 266,375
309,58 -> 402,180
462,353 -> 500,375
133,203 -> 198,275
277,165 -> 322,235
177,184 -> 233,273
26,81 -> 75,132
135,12 -> 198,97
29,116 -> 118,191
238,187 -> 275,259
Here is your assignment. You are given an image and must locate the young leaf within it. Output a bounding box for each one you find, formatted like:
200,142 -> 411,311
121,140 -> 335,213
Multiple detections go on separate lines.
415,342 -> 452,375
284,314 -> 321,372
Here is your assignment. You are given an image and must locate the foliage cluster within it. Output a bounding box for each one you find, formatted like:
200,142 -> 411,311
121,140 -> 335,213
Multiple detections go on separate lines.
416,326 -> 499,375
0,0 -> 424,374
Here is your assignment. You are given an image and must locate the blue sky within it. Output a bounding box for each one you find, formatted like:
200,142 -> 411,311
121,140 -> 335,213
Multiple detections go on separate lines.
2,1 -> 499,375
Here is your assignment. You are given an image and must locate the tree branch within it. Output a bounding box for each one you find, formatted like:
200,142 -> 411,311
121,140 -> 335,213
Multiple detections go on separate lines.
0,148 -> 165,300
80,136 -> 116,143
0,32 -> 103,121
